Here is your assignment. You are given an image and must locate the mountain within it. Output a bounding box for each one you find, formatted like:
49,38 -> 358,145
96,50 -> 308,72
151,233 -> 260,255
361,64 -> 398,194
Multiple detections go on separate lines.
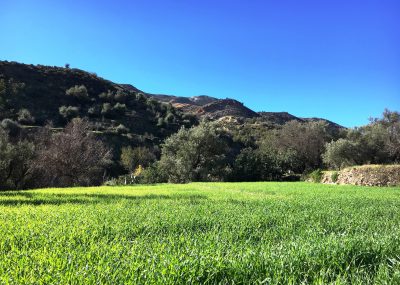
0,60 -> 346,179
258,112 -> 302,125
0,61 -> 195,146
117,86 -> 343,129
196,99 -> 259,119
118,85 -> 260,120
257,112 -> 343,129
147,95 -> 259,119
133,90 -> 343,129
0,61 -> 344,137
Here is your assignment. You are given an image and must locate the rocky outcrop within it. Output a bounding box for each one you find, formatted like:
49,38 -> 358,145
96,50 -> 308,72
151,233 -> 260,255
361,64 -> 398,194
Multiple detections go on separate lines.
197,99 -> 259,119
142,92 -> 344,128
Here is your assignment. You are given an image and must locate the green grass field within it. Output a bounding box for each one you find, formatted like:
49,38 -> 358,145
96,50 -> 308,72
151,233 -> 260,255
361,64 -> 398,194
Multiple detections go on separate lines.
1,182 -> 400,284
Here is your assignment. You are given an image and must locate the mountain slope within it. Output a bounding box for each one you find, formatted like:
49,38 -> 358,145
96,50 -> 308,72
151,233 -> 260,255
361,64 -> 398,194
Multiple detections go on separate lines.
0,61 -> 194,142
0,61 -> 344,138
196,99 -> 259,119
140,92 -> 343,129
119,85 -> 260,120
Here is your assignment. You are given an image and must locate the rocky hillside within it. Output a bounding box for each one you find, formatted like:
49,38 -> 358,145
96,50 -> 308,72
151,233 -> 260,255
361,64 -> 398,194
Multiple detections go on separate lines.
0,61 -> 344,138
132,89 -> 343,129
196,99 -> 259,119
258,112 -> 343,129
121,85 -> 261,119
0,61 -> 195,146
145,95 -> 343,130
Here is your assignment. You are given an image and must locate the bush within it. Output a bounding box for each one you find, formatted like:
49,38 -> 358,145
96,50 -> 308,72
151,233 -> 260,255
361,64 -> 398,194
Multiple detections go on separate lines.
309,169 -> 323,183
101,103 -> 113,117
120,146 -> 156,172
164,112 -> 175,123
87,105 -> 101,117
157,117 -> 165,127
140,163 -> 166,184
114,91 -> 127,102
17,109 -> 35,124
66,85 -> 89,100
322,110 -> 400,169
331,171 -> 339,183
116,124 -> 129,134
113,103 -> 127,114
1,119 -> 21,136
59,106 -> 79,119
99,90 -> 114,100
136,92 -> 146,103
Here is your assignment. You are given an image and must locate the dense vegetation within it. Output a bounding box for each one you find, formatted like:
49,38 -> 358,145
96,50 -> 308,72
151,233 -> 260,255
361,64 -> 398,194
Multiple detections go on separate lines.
0,61 -> 196,160
134,110 -> 399,184
1,183 -> 400,284
323,109 -> 400,169
0,61 -> 195,134
1,61 -> 399,189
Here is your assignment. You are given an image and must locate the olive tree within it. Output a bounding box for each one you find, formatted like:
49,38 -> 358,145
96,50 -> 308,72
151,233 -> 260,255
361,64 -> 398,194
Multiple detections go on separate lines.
322,138 -> 360,169
158,121 -> 231,183
0,127 -> 35,190
66,85 -> 89,100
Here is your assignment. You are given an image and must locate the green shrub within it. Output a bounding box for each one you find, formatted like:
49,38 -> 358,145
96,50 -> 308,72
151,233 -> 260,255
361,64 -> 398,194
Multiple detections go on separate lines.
136,92 -> 146,103
140,163 -> 166,184
331,171 -> 339,183
101,103 -> 113,117
1,119 -> 21,136
120,146 -> 156,172
113,103 -> 127,114
114,91 -> 127,102
116,124 -> 129,134
59,106 -> 79,119
87,106 -> 101,117
165,112 -> 175,123
157,117 -> 165,127
66,85 -> 89,100
309,169 -> 323,183
98,90 -> 114,100
17,109 -> 35,124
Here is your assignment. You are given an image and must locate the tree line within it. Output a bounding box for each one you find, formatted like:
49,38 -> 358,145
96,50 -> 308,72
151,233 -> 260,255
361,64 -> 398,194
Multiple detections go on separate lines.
1,109 -> 399,190
0,119 -> 111,190
115,109 -> 400,184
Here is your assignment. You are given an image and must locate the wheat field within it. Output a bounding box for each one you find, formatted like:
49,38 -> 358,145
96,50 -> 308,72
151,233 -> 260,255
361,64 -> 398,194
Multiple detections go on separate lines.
1,182 -> 400,284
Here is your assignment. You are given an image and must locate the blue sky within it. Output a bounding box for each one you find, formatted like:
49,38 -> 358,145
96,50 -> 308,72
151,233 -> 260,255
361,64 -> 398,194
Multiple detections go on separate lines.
1,0 -> 399,127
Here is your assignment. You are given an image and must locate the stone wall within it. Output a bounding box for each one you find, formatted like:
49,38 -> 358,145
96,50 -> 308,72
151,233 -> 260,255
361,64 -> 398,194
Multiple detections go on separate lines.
321,165 -> 400,187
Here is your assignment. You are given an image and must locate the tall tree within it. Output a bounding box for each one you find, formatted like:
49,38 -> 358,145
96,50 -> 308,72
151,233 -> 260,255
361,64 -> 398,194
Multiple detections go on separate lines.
158,121 -> 231,183
0,127 -> 35,189
33,118 -> 112,187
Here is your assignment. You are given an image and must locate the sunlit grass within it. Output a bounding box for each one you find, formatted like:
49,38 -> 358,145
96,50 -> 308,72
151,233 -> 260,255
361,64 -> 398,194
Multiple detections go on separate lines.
1,182 -> 400,284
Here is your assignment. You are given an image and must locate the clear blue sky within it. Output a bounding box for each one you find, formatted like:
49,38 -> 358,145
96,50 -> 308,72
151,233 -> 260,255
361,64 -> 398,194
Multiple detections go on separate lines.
1,0 -> 399,127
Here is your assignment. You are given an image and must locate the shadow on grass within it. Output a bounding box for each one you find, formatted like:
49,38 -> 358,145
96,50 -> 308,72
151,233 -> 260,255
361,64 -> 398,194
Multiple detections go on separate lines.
0,193 -> 208,207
